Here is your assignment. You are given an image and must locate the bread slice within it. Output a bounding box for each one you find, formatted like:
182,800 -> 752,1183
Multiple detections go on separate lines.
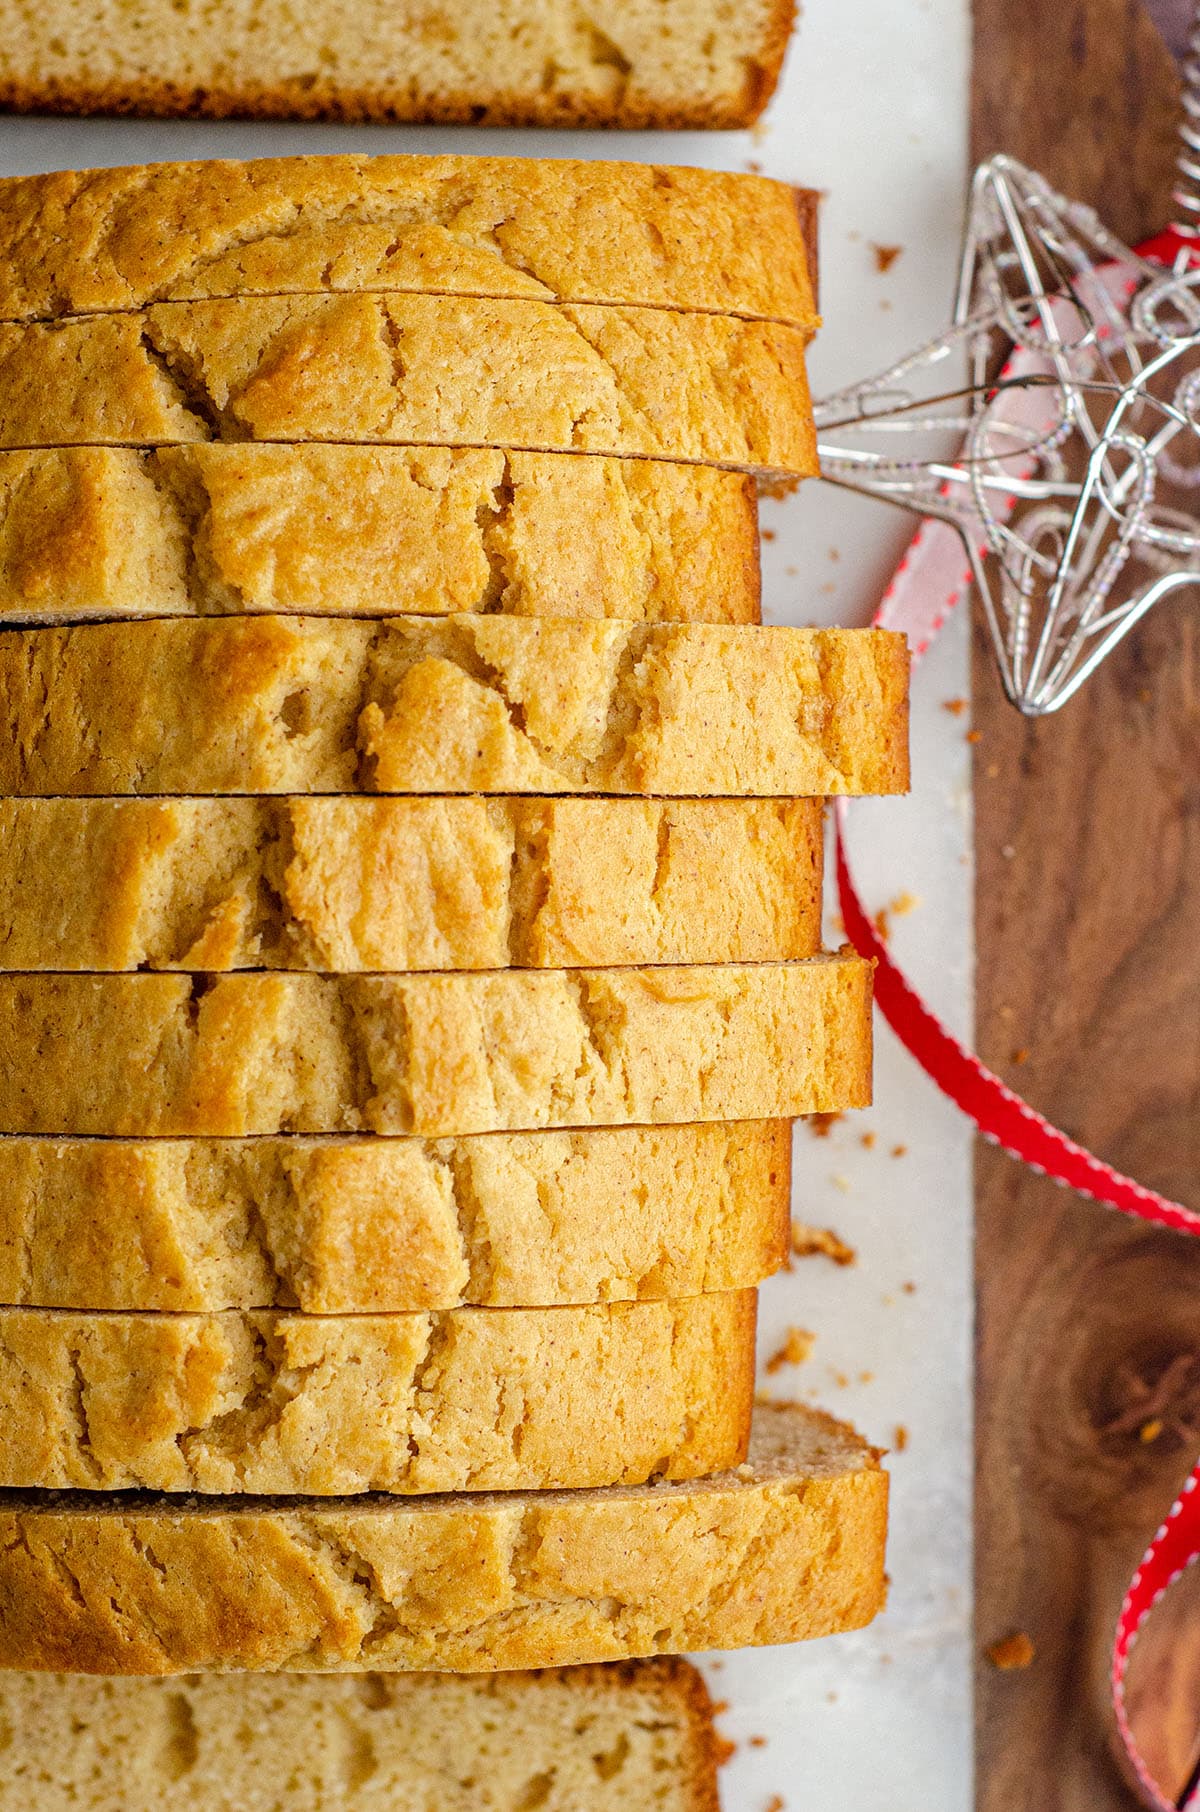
0,1403 -> 886,1675
0,3 -> 795,132
0,957 -> 871,1137
0,1292 -> 755,1495
0,444 -> 761,625
0,796 -> 822,972
0,1122 -> 790,1314
0,155 -> 814,327
0,295 -> 816,478
0,1659 -> 723,1811
0,617 -> 909,798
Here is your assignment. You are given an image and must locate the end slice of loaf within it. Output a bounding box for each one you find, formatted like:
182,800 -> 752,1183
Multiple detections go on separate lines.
0,445 -> 761,626
0,957 -> 872,1136
0,295 -> 816,477
0,1122 -> 790,1314
0,1403 -> 887,1675
0,1293 -> 755,1495
0,154 -> 813,326
0,6 -> 795,133
0,617 -> 909,799
0,796 -> 822,972
0,1658 -> 723,1811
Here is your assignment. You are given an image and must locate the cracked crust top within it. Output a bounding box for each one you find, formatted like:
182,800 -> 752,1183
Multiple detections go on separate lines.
0,617 -> 909,800
0,294 -> 817,478
0,1660 -> 724,1812
0,153 -> 813,326
0,445 -> 762,626
0,1122 -> 792,1313
0,1292 -> 756,1495
0,1403 -> 887,1676
0,956 -> 872,1137
0,796 -> 823,972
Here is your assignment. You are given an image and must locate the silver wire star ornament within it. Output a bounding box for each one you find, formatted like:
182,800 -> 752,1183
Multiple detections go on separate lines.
814,154 -> 1200,714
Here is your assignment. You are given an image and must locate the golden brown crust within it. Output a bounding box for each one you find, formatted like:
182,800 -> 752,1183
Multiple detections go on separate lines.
0,444 -> 761,626
0,796 -> 823,972
0,1661 -> 724,1811
0,617 -> 910,799
0,1293 -> 755,1495
0,1404 -> 888,1675
0,1122 -> 792,1313
0,153 -> 812,325
0,296 -> 816,478
0,956 -> 872,1136
0,73 -> 783,132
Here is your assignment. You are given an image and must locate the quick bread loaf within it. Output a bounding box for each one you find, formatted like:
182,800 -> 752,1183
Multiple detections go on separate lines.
0,149 -> 895,1714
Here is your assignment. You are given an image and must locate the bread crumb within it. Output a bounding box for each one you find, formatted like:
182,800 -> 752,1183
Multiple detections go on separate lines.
901,1279 -> 917,1294
860,1131 -> 877,1150
891,1144 -> 908,1159
749,1734 -> 768,1748
713,1734 -> 737,1766
942,697 -> 968,716
832,1370 -> 850,1388
894,1423 -> 909,1451
987,1632 -> 1035,1671
711,1699 -> 729,1715
765,1327 -> 815,1373
766,1797 -> 786,1812
986,761 -> 1000,779
1011,1047 -> 1030,1065
791,1222 -> 857,1266
762,527 -> 777,542
858,1370 -> 874,1385
808,1112 -> 843,1138
1140,1418 -> 1164,1443
871,243 -> 903,272
831,1172 -> 851,1194
874,890 -> 922,942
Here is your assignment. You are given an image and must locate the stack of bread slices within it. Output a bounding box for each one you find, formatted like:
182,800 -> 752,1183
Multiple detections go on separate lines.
0,155 -> 905,1716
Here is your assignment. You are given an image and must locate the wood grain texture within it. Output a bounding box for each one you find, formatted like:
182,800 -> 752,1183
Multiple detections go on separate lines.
972,3 -> 1200,1807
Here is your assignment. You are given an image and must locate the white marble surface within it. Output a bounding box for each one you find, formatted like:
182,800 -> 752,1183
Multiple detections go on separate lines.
0,8 -> 974,1801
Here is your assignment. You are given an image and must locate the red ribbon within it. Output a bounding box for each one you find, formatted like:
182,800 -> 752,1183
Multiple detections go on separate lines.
832,232 -> 1200,1805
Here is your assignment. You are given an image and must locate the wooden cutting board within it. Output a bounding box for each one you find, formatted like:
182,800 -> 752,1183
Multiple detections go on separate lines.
972,3 -> 1200,1805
